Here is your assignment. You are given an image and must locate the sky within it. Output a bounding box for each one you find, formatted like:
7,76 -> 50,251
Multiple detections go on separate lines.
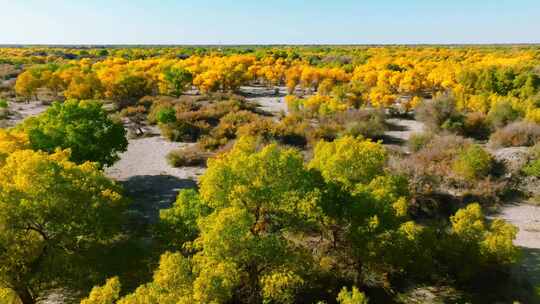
0,0 -> 538,45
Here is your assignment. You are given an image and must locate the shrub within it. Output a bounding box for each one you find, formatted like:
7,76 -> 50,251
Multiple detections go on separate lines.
523,159 -> 540,177
462,112 -> 491,140
408,132 -> 434,152
415,95 -> 462,132
0,99 -> 7,108
487,99 -> 521,128
523,145 -> 540,177
156,107 -> 177,124
452,144 -> 493,181
526,108 -> 540,124
339,109 -> 387,139
160,119 -> 209,142
489,121 -> 540,147
166,146 -> 211,167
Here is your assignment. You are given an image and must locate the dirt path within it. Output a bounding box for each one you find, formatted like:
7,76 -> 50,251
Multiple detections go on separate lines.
497,203 -> 540,288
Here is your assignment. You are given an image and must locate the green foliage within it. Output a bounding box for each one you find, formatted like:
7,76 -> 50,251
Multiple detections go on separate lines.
309,136 -> 387,190
523,146 -> 540,177
120,137 -> 322,303
523,159 -> 540,177
337,287 -> 369,304
80,277 -> 121,304
408,132 -> 434,152
156,107 -> 176,124
0,99 -> 7,109
0,149 -> 126,303
452,144 -> 493,181
163,67 -> 193,97
158,189 -> 211,248
446,203 -> 520,281
21,100 -> 128,167
487,99 -> 521,128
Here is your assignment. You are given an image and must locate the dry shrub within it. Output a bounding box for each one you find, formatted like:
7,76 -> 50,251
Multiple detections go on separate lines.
313,109 -> 387,142
462,112 -> 491,140
415,95 -> 461,131
408,132 -> 435,152
489,121 -> 540,147
166,145 -> 212,167
395,134 -> 503,205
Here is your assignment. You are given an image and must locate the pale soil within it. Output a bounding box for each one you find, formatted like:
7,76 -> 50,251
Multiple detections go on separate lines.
105,127 -> 204,222
2,101 -> 49,127
240,85 -> 288,115
385,118 -> 425,141
497,203 -> 540,287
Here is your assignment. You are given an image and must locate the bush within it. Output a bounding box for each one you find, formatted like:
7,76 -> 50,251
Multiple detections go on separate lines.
155,107 -> 176,124
523,159 -> 540,177
340,109 -> 387,139
408,132 -> 434,152
489,121 -> 540,147
316,109 -> 387,141
0,99 -> 7,108
462,112 -> 491,140
160,119 -> 209,142
452,145 -> 493,181
523,145 -> 540,177
415,95 -> 462,132
487,99 -> 521,128
166,146 -> 211,167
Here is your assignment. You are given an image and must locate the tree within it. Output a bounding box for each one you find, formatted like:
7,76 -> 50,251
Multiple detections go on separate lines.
309,136 -> 387,190
80,277 -> 121,304
162,67 -> 193,97
0,149 -> 127,304
119,137 -> 322,303
21,100 -> 127,167
15,70 -> 43,100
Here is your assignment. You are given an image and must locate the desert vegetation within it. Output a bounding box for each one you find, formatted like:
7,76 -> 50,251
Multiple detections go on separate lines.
0,45 -> 539,303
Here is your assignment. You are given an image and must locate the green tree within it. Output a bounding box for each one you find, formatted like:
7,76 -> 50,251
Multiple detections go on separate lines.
119,137 -> 321,303
162,67 -> 193,97
309,136 -> 387,190
80,277 -> 121,304
21,100 -> 128,167
0,149 -> 127,304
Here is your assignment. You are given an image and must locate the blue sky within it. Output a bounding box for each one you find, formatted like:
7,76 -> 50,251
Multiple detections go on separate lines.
1,0 -> 538,44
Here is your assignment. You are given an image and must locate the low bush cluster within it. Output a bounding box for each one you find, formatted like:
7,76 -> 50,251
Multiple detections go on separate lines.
489,121 -> 540,147
166,145 -> 212,167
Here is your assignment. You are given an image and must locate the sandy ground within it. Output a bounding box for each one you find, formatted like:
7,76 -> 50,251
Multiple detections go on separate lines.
496,203 -> 540,286
385,118 -> 425,141
384,118 -> 425,153
105,128 -> 204,223
2,101 -> 49,127
240,85 -> 288,115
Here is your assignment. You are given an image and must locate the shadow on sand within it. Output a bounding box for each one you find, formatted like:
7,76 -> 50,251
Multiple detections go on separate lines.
121,174 -> 197,224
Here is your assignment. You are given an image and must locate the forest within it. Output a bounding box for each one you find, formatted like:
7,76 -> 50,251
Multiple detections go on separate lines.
0,45 -> 539,303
